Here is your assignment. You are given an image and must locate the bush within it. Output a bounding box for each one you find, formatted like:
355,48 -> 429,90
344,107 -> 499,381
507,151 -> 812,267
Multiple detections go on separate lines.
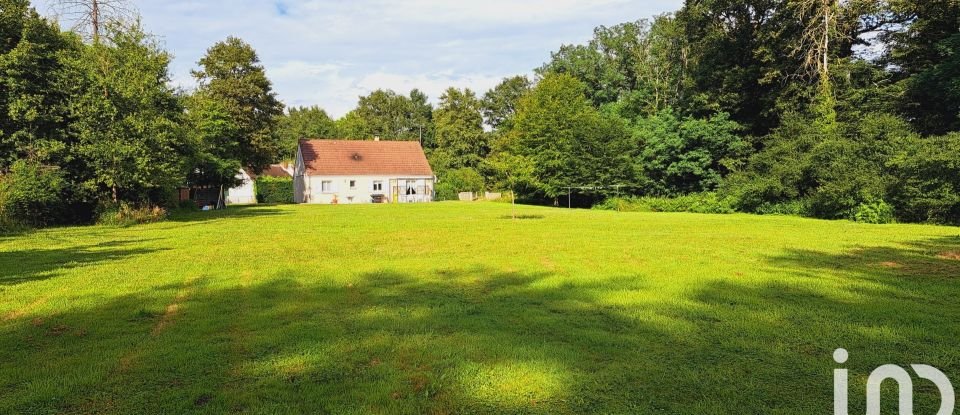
594,193 -> 735,214
887,132 -> 960,224
97,203 -> 167,226
0,160 -> 68,227
255,177 -> 294,204
851,200 -> 895,224
436,168 -> 485,201
754,200 -> 810,216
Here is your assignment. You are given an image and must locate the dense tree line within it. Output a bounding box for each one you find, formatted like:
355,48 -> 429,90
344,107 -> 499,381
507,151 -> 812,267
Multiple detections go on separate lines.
0,0 -> 282,227
281,0 -> 958,224
2,0 -> 959,228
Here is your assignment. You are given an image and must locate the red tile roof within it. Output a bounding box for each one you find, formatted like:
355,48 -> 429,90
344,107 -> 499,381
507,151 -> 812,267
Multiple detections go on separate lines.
299,139 -> 433,176
260,164 -> 292,178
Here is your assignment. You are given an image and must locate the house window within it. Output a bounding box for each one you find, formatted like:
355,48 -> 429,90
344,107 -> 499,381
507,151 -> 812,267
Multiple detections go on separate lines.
406,180 -> 417,195
349,180 -> 356,190
373,180 -> 383,192
321,180 -> 333,193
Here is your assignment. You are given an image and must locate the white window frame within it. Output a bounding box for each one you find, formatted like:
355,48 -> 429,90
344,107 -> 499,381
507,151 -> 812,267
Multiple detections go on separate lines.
321,180 -> 333,193
349,179 -> 357,190
373,180 -> 383,192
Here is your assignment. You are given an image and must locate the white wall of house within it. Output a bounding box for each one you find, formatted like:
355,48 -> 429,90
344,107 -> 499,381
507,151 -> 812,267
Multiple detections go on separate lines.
226,169 -> 257,205
300,175 -> 434,204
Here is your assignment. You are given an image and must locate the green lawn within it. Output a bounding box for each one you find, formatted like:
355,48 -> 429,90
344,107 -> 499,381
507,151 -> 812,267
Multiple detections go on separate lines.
1,202 -> 958,414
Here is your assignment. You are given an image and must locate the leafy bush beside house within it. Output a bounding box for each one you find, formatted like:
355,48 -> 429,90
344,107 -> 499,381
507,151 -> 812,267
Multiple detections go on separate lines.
436,168 -> 486,201
255,177 -> 294,204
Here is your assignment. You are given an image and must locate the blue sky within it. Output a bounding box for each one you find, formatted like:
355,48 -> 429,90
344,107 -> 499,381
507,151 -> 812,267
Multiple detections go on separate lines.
38,0 -> 683,117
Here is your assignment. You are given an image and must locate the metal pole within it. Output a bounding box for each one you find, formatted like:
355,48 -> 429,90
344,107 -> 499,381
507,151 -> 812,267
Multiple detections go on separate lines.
568,188 -> 571,209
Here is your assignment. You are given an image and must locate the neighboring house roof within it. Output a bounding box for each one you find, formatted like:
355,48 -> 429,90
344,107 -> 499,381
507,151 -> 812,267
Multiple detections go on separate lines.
260,164 -> 292,178
299,139 -> 433,176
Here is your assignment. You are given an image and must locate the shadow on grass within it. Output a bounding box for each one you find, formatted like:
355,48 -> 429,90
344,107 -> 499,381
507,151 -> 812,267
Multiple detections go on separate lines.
0,239 -> 166,286
1,239 -> 958,413
167,205 -> 289,224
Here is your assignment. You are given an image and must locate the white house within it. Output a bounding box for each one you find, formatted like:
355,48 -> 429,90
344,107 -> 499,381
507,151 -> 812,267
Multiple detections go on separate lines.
294,139 -> 435,204
225,168 -> 256,205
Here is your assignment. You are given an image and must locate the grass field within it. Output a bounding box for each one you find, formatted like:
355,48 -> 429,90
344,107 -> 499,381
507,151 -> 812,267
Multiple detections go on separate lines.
1,202 -> 959,414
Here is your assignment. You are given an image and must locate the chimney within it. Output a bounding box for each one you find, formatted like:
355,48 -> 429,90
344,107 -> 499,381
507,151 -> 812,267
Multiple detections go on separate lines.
374,136 -> 380,141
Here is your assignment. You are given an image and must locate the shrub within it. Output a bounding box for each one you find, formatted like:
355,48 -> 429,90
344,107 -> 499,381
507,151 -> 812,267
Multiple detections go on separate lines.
754,200 -> 810,216
175,199 -> 199,211
594,193 -> 735,214
255,177 -> 294,204
436,168 -> 485,201
851,200 -> 895,224
887,132 -> 960,224
97,203 -> 167,226
0,160 -> 68,227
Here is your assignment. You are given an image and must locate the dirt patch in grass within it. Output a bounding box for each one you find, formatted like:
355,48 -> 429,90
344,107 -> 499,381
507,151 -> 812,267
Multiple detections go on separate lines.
937,251 -> 960,260
498,214 -> 545,220
151,276 -> 199,336
2,296 -> 49,322
879,261 -> 902,268
193,393 -> 213,407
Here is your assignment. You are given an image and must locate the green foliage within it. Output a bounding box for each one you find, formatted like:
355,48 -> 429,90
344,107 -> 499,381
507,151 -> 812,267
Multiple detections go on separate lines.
726,113 -> 919,220
632,109 -> 748,195
505,74 -> 632,199
433,88 -> 486,171
884,0 -> 960,135
902,33 -> 960,135
0,159 -> 67,227
184,92 -> 243,190
277,106 -> 335,160
435,168 -> 485,201
481,76 -> 531,130
255,176 -> 294,204
594,193 -> 735,214
851,200 -> 895,224
0,0 -> 82,171
72,22 -> 189,203
887,132 -> 960,224
96,202 -> 167,226
753,200 -> 810,217
192,36 -> 284,173
336,89 -> 433,144
537,18 -> 687,114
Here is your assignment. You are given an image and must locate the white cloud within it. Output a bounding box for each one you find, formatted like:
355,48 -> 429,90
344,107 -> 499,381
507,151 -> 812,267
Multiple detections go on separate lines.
35,0 -> 684,118
268,61 -> 510,116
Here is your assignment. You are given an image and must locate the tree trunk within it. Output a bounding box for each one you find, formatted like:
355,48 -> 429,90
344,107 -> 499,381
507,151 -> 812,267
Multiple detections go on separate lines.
91,0 -> 100,44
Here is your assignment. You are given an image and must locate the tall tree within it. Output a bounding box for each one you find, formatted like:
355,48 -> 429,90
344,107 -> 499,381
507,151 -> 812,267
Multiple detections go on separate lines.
537,21 -> 650,107
50,0 -> 136,43
631,109 -> 748,195
341,89 -> 433,143
277,105 -> 335,159
433,87 -> 486,171
883,0 -> 960,135
72,22 -> 189,203
184,90 -> 243,195
0,0 -> 82,171
481,76 -> 531,130
505,74 -> 632,200
192,36 -> 284,173
676,0 -> 804,137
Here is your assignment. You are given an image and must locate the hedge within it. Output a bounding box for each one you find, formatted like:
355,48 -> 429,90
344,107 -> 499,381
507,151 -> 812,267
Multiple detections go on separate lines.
256,177 -> 294,204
